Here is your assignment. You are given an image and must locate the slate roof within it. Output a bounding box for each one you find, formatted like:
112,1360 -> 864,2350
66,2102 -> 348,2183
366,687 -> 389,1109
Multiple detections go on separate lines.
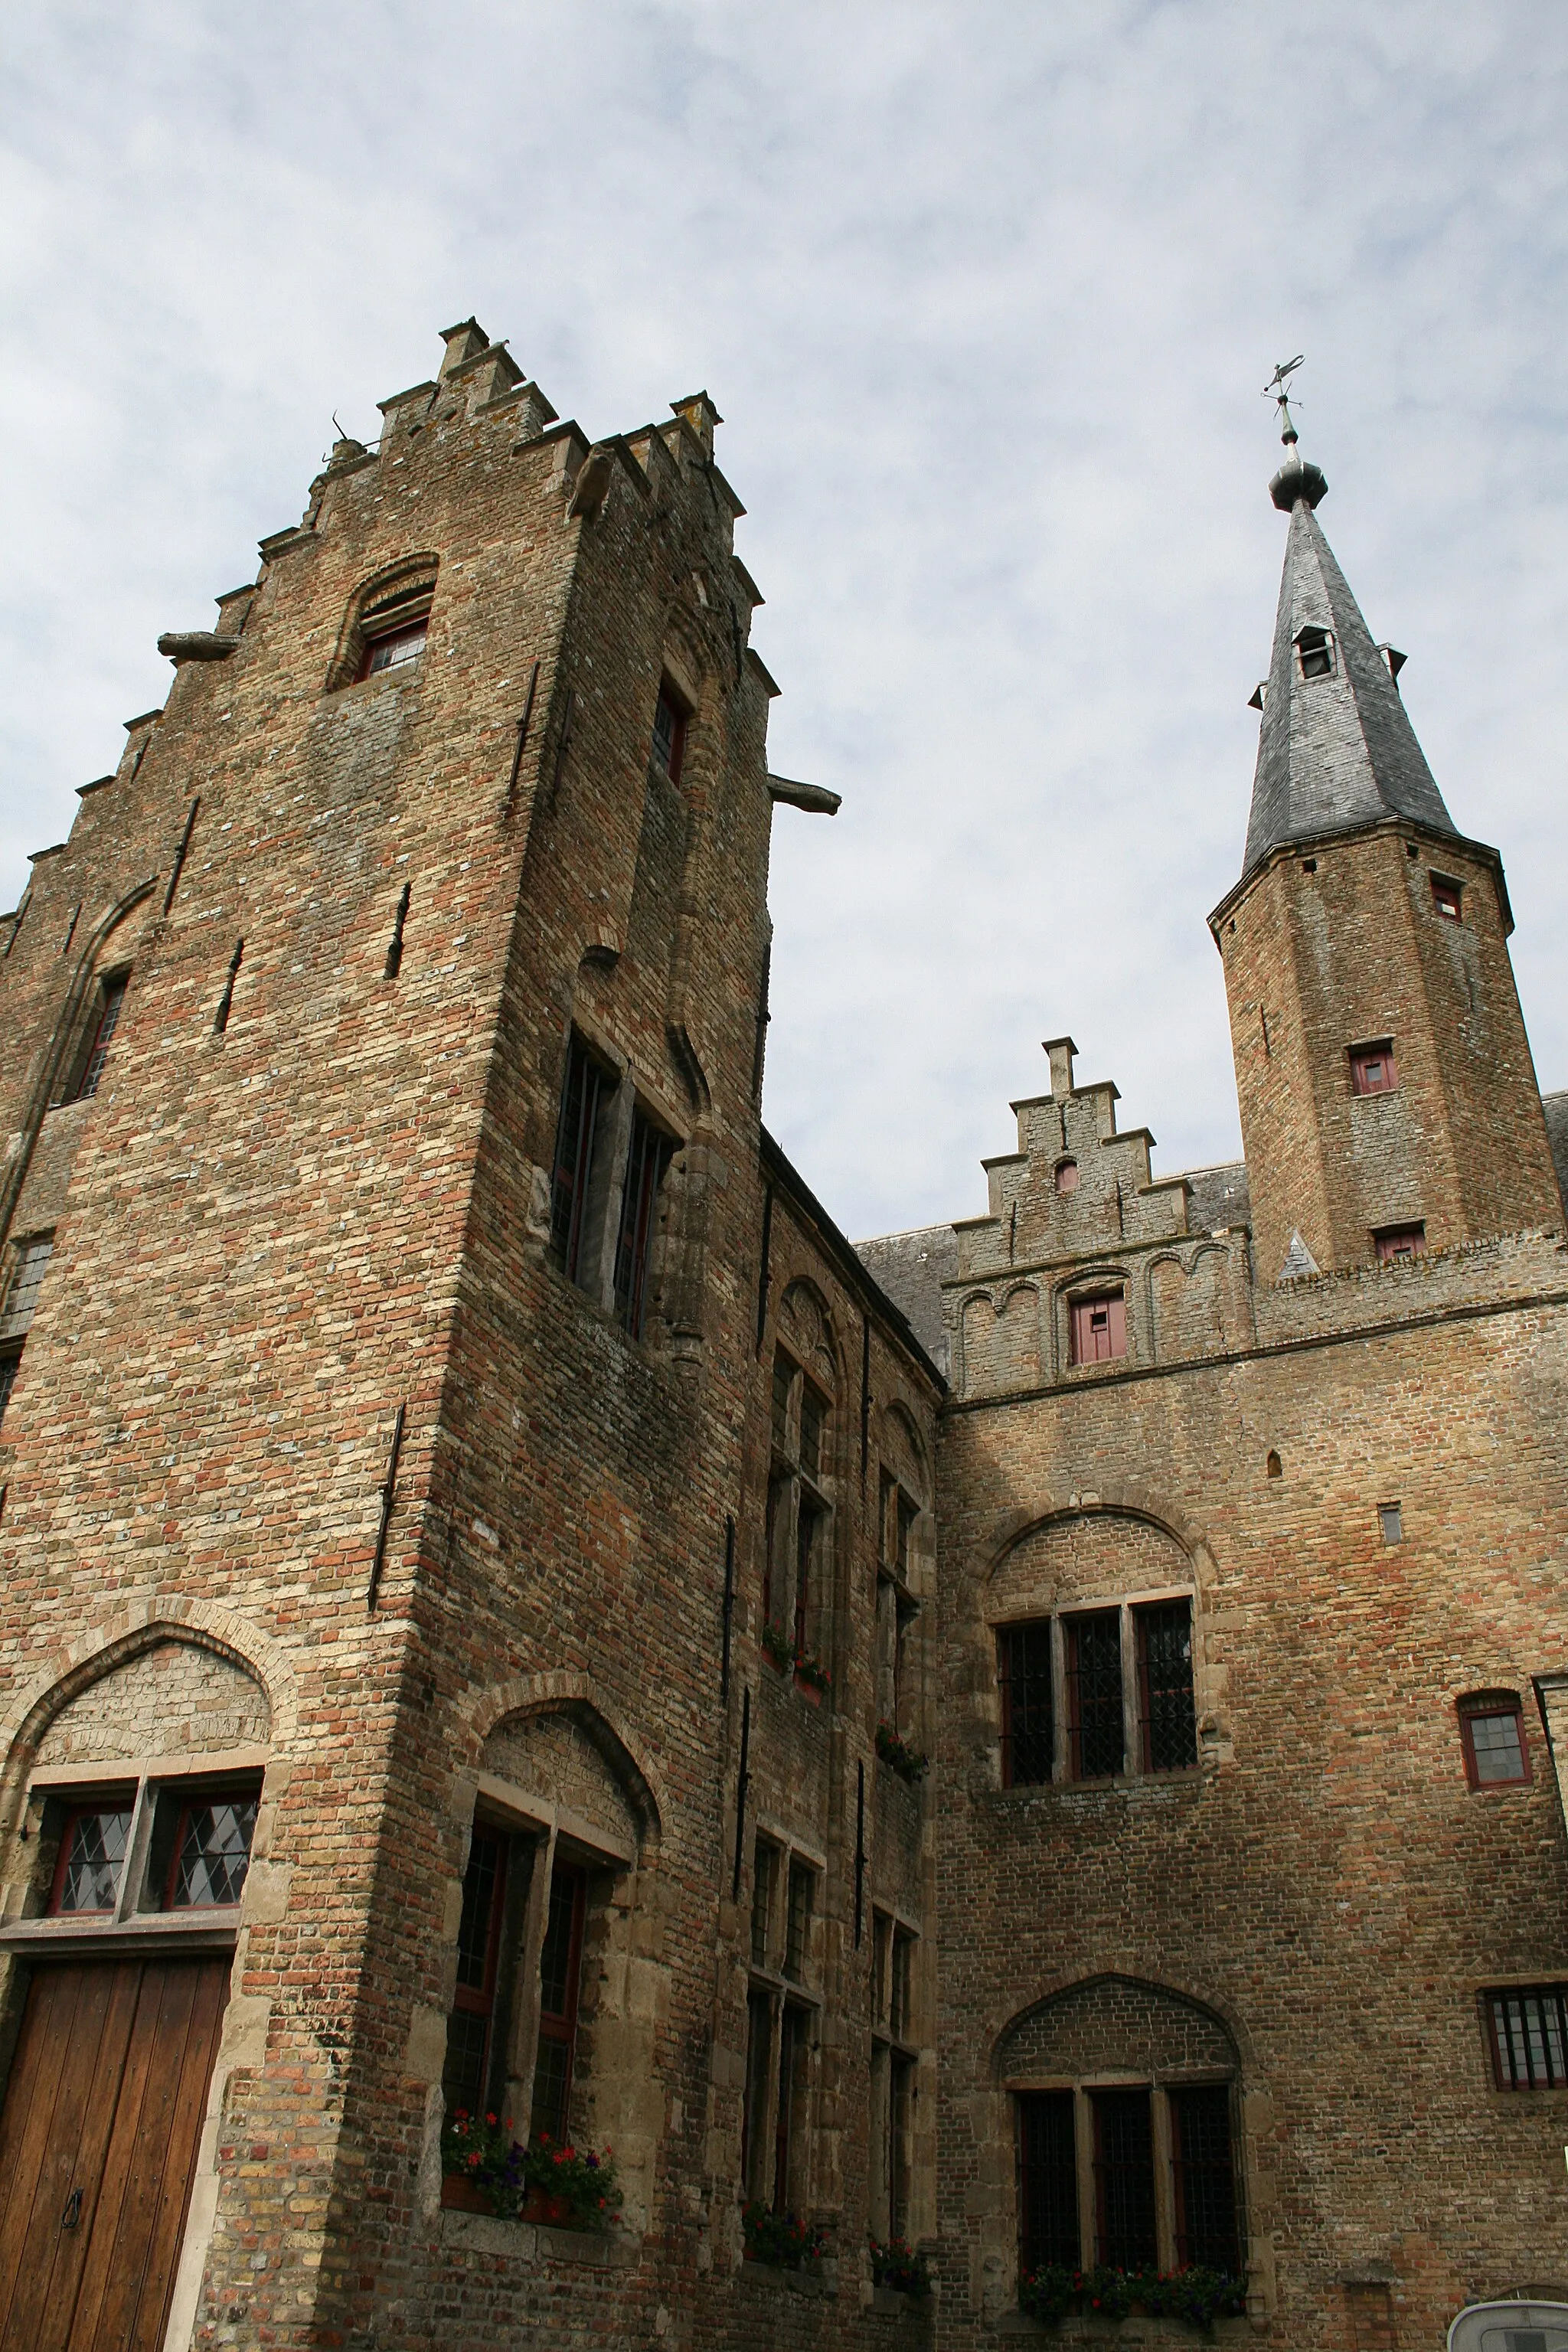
1243,495 -> 1458,879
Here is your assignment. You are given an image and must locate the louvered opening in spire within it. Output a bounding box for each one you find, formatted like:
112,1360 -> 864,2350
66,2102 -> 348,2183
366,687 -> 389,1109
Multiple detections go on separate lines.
1240,495 -> 1457,880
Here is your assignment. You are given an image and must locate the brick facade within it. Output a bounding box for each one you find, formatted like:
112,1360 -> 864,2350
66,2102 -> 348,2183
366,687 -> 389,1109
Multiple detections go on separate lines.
0,325 -> 1563,2350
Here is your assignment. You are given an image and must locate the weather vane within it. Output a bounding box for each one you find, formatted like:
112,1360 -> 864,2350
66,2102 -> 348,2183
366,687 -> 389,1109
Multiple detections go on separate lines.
1263,355 -> 1305,446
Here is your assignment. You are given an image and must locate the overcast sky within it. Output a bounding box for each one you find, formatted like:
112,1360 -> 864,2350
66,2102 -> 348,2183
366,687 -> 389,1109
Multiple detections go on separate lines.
4,3 -> 1566,1241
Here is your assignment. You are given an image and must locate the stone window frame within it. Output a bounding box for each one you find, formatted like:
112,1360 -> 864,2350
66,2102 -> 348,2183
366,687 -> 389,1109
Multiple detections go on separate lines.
1011,2070 -> 1243,2278
763,1344 -> 835,1668
0,1743 -> 273,1963
868,1905 -> 920,2246
442,1762 -> 640,2164
993,1587 -> 1200,1790
741,1828 -> 825,2217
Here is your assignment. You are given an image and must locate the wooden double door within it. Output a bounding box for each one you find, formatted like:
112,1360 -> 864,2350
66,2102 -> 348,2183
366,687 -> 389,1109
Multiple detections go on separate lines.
0,1956 -> 228,2352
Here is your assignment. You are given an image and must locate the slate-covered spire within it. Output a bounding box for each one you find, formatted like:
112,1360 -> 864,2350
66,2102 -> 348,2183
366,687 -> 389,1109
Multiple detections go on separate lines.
1241,419 -> 1457,879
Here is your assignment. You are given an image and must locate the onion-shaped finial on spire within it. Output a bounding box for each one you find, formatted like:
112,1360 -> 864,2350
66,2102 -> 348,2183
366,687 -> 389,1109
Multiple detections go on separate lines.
1263,355 -> 1327,511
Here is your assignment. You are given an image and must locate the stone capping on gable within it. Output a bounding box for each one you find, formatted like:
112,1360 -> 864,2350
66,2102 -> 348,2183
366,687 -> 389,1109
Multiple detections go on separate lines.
0,1597 -> 301,1822
454,1671 -> 668,1857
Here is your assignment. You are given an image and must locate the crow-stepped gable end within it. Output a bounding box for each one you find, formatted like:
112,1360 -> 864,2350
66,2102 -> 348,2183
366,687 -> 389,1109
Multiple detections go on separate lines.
1,326 -> 1565,2352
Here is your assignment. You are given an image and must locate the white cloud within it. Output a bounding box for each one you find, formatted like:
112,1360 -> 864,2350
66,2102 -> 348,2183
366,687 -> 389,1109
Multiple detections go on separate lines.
3,0 -> 1566,1237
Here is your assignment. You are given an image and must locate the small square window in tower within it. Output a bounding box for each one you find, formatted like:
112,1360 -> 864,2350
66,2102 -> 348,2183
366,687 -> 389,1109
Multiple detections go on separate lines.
652,683 -> 687,782
1374,1223 -> 1426,1262
1295,624 -> 1335,679
1431,874 -> 1463,921
1070,1289 -> 1125,1365
1350,1041 -> 1397,1096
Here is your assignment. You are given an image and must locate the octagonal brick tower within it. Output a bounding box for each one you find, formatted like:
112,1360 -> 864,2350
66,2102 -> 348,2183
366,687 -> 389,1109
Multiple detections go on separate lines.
1208,423 -> 1560,1281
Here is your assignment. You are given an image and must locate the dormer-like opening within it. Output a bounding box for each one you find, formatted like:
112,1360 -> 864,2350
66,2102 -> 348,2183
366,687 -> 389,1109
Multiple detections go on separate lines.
1295,625 -> 1335,681
1054,1158 -> 1079,1196
1430,874 -> 1463,923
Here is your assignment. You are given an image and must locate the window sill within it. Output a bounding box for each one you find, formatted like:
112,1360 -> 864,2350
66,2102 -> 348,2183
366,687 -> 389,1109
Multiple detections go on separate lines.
739,2258 -> 837,2298
0,1910 -> 240,1958
982,1769 -> 1204,1805
870,2284 -> 929,2315
437,2210 -> 638,2266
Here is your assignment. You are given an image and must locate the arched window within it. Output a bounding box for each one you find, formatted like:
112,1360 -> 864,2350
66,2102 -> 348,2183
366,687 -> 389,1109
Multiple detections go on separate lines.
328,559 -> 439,691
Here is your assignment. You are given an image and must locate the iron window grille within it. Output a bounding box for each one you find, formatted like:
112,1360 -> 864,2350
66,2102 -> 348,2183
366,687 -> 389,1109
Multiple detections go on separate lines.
1067,1610 -> 1125,1779
549,1033 -> 613,1283
1090,2088 -> 1158,2269
444,1824 -> 510,2117
998,1622 -> 1054,1788
531,1860 -> 587,2142
1487,1985 -> 1568,2089
1137,1602 -> 1198,1772
612,1109 -> 672,1338
1018,2090 -> 1080,2271
1170,2085 -> 1240,2272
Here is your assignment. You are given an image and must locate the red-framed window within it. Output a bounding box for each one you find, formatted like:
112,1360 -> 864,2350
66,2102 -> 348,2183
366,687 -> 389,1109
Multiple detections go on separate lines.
1349,1041 -> 1396,1096
49,1801 -> 136,1916
612,1110 -> 673,1338
446,1824 -> 510,2119
1459,1693 -> 1531,1788
1170,2085 -> 1240,2271
1070,1289 -> 1125,1366
1430,874 -> 1463,921
531,1860 -> 586,2143
1486,1984 -> 1568,2089
164,1792 -> 259,1908
1066,1611 -> 1123,1779
1374,1223 -> 1426,1262
1136,1601 -> 1197,1772
1054,1158 -> 1079,1195
652,683 -> 688,782
1018,2090 -> 1079,2272
1090,2087 -> 1158,2268
356,619 -> 428,681
998,1622 -> 1054,1788
72,976 -> 128,1102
